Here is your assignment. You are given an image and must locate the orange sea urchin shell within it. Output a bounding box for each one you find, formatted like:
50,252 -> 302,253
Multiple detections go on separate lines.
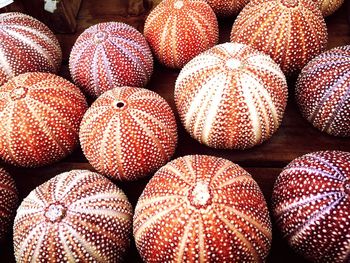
230,0 -> 328,76
79,86 -> 178,181
0,72 -> 88,167
134,155 -> 272,262
144,0 -> 219,69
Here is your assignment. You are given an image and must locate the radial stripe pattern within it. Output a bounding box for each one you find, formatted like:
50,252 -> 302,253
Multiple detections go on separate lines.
14,170 -> 133,263
296,45 -> 350,137
0,72 -> 88,167
69,22 -> 153,98
175,42 -> 288,149
272,151 -> 350,263
79,86 -> 178,181
0,167 -> 18,241
230,0 -> 328,75
134,155 -> 272,262
144,0 -> 218,69
0,12 -> 62,86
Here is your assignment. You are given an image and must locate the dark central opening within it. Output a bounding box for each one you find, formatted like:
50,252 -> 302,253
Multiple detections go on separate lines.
116,101 -> 125,108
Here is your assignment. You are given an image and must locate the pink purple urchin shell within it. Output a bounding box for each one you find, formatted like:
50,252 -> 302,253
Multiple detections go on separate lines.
174,42 -> 288,149
144,0 -> 219,69
13,170 -> 133,263
0,72 -> 88,167
133,155 -> 272,262
272,151 -> 350,263
296,45 -> 350,137
206,0 -> 251,17
230,0 -> 328,76
79,86 -> 178,181
69,22 -> 153,98
0,12 -> 62,86
0,167 -> 18,242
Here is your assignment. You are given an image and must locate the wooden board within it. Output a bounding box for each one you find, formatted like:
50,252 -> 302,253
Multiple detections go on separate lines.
1,1 -> 350,262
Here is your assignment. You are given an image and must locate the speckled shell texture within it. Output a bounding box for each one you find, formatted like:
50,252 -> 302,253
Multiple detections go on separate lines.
296,45 -> 350,137
69,22 -> 153,98
134,155 -> 272,262
206,0 -> 251,16
79,86 -> 178,181
13,170 -> 133,262
174,42 -> 288,149
0,12 -> 62,86
314,0 -> 345,16
272,151 -> 350,263
230,0 -> 328,76
144,0 -> 219,69
0,167 -> 17,242
0,72 -> 88,167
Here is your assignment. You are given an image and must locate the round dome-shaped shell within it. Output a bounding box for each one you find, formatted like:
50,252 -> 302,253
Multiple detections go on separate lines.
174,42 -> 288,149
69,22 -> 153,98
314,0 -> 345,17
0,12 -> 62,86
0,72 -> 88,167
0,167 -> 18,242
296,45 -> 350,137
206,0 -> 251,17
230,0 -> 328,76
79,86 -> 178,181
134,155 -> 272,262
272,151 -> 350,263
14,170 -> 133,263
144,0 -> 219,69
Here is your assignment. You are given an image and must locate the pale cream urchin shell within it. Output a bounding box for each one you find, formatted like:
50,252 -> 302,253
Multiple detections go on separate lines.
174,42 -> 288,149
13,170 -> 133,263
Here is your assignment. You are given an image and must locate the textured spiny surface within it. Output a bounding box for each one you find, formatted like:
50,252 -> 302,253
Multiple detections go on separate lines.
0,72 -> 88,167
69,22 -> 153,98
313,0 -> 344,16
79,86 -> 178,181
144,0 -> 219,69
0,167 -> 17,242
14,170 -> 133,263
230,0 -> 328,76
134,155 -> 272,262
272,151 -> 350,263
296,45 -> 350,137
206,0 -> 251,17
174,42 -> 288,149
0,12 -> 62,86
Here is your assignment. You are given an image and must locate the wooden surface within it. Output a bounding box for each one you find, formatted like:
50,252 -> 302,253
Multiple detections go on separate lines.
1,0 -> 350,262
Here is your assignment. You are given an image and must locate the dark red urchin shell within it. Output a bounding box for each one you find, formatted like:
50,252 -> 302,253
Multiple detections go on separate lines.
79,86 -> 178,181
0,72 -> 88,167
0,167 -> 18,242
144,0 -> 219,69
69,22 -> 153,98
272,151 -> 350,263
230,0 -> 328,76
0,12 -> 62,86
13,170 -> 133,262
134,155 -> 272,262
296,45 -> 350,137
